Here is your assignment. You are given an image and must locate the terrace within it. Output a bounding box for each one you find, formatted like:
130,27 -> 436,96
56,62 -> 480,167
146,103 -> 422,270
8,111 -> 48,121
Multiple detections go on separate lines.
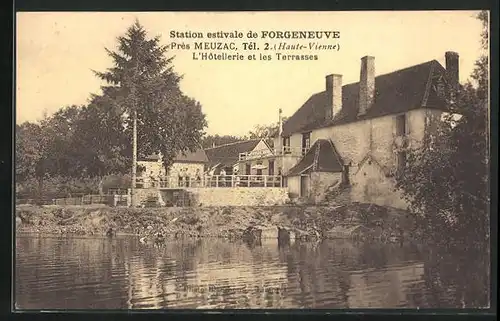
135,174 -> 283,189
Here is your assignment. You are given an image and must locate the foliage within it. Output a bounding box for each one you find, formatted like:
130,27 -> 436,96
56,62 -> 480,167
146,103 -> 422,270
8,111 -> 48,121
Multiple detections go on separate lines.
16,176 -> 101,199
201,134 -> 245,149
16,122 -> 47,182
247,117 -> 288,141
16,105 -> 84,198
16,20 -> 208,199
394,11 -> 489,250
70,95 -> 131,177
94,20 -> 207,171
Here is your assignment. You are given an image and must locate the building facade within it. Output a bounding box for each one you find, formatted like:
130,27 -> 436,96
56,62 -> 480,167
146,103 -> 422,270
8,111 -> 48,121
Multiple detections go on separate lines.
137,147 -> 208,186
259,52 -> 459,208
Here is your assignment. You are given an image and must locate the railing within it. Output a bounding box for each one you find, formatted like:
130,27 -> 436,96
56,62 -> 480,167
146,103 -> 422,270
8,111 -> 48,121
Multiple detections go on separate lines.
16,194 -> 128,206
16,198 -> 54,206
107,188 -> 129,195
135,174 -> 283,189
278,146 -> 309,156
238,146 -> 308,161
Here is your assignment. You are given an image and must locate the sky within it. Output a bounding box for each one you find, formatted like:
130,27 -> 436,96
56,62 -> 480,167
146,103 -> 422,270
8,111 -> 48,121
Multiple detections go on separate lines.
16,11 -> 486,136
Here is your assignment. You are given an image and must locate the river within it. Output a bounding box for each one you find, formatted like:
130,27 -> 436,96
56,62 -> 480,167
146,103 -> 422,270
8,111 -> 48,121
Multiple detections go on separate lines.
15,235 -> 489,310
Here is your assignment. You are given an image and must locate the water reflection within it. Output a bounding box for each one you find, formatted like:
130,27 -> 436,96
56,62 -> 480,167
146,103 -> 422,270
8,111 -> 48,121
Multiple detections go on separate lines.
15,235 -> 489,309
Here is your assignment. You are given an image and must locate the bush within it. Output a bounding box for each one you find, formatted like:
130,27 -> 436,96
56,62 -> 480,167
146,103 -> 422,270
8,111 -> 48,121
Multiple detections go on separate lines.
178,214 -> 200,225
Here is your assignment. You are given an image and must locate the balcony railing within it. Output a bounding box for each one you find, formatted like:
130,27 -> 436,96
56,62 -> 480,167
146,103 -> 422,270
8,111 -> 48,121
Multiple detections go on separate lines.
239,146 -> 308,161
277,146 -> 309,157
135,175 -> 283,189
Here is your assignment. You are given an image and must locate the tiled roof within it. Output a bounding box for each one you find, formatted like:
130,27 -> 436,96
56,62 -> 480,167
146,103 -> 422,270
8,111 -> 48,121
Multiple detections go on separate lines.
286,139 -> 344,176
281,60 -> 449,136
204,139 -> 261,167
175,148 -> 209,163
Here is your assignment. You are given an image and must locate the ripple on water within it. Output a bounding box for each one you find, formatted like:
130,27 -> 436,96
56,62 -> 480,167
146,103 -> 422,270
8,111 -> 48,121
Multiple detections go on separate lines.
15,236 -> 489,309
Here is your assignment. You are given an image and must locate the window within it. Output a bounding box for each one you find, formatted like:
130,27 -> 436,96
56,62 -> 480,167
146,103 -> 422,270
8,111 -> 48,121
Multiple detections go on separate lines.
282,136 -> 291,154
245,164 -> 251,175
302,132 -> 311,155
396,114 -> 407,136
268,160 -> 275,176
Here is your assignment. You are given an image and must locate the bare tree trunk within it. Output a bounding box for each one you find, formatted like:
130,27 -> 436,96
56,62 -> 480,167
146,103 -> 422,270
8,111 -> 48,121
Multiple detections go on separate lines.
131,109 -> 138,207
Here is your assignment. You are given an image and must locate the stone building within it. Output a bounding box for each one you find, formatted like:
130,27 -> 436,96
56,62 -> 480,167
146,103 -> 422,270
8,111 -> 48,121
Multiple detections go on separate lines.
268,52 -> 459,208
286,139 -> 344,202
137,147 -> 208,185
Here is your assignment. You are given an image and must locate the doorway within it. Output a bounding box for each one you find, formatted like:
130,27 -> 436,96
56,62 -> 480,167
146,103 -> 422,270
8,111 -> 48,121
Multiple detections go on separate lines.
300,175 -> 309,198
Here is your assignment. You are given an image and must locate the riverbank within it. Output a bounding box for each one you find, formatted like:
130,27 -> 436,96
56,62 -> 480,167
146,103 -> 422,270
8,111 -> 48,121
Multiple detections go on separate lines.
15,203 -> 422,243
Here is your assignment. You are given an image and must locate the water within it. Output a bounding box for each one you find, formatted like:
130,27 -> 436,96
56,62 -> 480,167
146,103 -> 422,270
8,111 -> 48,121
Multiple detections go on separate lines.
15,235 -> 489,310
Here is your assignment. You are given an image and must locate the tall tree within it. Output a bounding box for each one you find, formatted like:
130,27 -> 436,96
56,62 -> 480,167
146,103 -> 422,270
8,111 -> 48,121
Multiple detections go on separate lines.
16,122 -> 48,200
395,11 -> 489,249
16,105 -> 83,200
94,20 -> 206,206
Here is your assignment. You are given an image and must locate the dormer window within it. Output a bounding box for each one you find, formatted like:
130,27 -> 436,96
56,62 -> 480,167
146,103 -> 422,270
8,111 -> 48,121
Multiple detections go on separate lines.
282,136 -> 291,154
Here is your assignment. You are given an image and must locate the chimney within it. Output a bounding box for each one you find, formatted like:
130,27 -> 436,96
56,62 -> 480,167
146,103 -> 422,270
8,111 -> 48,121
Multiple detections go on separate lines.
358,56 -> 375,116
325,74 -> 343,120
445,51 -> 459,89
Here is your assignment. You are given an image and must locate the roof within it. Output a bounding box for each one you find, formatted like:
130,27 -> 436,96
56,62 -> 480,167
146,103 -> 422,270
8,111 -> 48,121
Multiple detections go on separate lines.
286,139 -> 344,176
175,148 -> 209,163
281,60 -> 449,136
204,139 -> 262,167
139,147 -> 208,163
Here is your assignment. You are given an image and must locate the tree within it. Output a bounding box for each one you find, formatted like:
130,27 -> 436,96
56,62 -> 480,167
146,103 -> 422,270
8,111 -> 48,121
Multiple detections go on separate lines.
16,122 -> 47,200
42,105 -> 83,177
16,105 -> 84,200
70,95 -> 130,177
94,20 -> 207,206
201,134 -> 245,149
395,11 -> 489,250
247,117 -> 288,148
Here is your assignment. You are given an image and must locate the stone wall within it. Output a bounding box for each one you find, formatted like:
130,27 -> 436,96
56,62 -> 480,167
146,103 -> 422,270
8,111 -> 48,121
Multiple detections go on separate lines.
310,172 -> 342,203
309,109 -> 428,168
287,176 -> 301,198
349,158 -> 408,209
183,187 -> 289,207
282,109 -> 430,206
131,188 -> 161,206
